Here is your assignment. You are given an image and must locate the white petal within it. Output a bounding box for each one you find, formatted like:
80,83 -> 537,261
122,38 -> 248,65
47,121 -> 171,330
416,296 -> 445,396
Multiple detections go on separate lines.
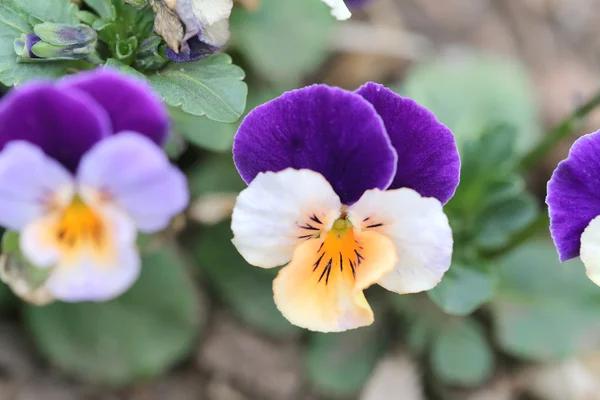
348,188 -> 453,293
202,18 -> 230,47
0,141 -> 73,230
20,214 -> 62,268
191,0 -> 233,26
231,169 -> 342,268
77,133 -> 189,233
44,206 -> 140,302
321,0 -> 351,20
580,216 -> 600,286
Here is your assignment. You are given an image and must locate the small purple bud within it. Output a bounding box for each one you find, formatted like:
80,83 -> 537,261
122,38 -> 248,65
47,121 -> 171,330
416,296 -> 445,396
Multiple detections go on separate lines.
14,34 -> 41,59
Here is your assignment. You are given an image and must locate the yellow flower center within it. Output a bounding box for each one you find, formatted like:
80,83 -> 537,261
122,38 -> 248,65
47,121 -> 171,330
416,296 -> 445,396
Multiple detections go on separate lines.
53,197 -> 106,254
312,218 -> 364,285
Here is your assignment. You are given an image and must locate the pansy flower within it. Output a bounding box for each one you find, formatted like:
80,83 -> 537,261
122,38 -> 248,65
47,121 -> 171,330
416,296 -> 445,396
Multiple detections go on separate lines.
152,0 -> 233,62
547,131 -> 600,285
231,83 -> 460,332
0,69 -> 188,302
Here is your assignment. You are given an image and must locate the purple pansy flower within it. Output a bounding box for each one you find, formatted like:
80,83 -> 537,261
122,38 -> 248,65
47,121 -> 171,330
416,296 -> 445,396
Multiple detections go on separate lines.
231,83 -> 460,332
547,131 -> 600,285
0,69 -> 188,302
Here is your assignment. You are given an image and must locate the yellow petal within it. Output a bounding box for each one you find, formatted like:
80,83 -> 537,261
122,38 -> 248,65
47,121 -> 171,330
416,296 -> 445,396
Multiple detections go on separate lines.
273,229 -> 397,332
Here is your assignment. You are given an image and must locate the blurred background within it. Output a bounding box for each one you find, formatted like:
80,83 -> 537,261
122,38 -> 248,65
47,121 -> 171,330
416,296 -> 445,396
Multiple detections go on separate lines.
2,0 -> 600,399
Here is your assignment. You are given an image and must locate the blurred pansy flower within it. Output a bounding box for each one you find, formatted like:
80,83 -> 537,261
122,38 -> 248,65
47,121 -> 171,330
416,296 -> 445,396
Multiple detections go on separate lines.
231,83 -> 460,332
0,69 -> 188,303
547,131 -> 600,286
151,0 -> 233,62
322,0 -> 351,20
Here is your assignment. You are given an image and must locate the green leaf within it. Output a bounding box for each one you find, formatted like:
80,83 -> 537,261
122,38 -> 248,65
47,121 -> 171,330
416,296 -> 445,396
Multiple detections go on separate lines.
230,0 -> 333,84
427,263 -> 495,316
148,54 -> 247,123
171,87 -> 281,152
400,55 -> 541,154
492,240 -> 600,361
430,318 -> 494,386
305,323 -> 385,397
24,245 -> 204,386
170,107 -> 236,152
83,0 -> 116,21
0,0 -> 81,86
186,155 -> 246,199
460,125 -> 517,187
104,58 -> 147,79
17,0 -> 78,24
475,192 -> 539,250
189,221 -> 301,337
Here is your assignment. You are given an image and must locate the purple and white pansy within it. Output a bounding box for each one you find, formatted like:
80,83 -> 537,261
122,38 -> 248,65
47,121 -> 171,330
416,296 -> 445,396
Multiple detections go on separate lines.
231,83 -> 460,332
0,69 -> 188,302
547,131 -> 600,286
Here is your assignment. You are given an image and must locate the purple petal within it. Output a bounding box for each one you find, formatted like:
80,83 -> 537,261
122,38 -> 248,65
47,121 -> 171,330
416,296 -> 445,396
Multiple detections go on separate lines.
0,141 -> 74,231
356,82 -> 460,205
0,83 -> 111,171
61,69 -> 170,145
166,36 -> 220,62
547,131 -> 600,261
233,85 -> 397,205
345,0 -> 370,9
26,34 -> 41,58
77,133 -> 189,233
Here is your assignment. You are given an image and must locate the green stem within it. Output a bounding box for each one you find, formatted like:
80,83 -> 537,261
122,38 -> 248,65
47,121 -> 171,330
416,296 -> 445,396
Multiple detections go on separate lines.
519,91 -> 600,171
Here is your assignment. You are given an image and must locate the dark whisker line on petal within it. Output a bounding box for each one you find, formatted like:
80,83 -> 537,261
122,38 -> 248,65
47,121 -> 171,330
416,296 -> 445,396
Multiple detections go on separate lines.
317,242 -> 324,253
363,217 -> 370,222
313,252 -> 325,271
310,214 -> 322,224
366,223 -> 383,228
298,234 -> 313,239
319,258 -> 332,284
349,259 -> 356,277
299,224 -> 319,231
355,249 -> 365,261
339,252 -> 343,272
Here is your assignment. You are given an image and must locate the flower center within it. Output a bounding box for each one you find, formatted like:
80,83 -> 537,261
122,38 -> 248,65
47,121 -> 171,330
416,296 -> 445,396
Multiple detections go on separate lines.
312,218 -> 364,285
54,197 -> 105,252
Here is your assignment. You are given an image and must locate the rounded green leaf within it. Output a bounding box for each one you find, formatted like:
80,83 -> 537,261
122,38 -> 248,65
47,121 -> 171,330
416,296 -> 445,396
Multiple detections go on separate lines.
230,0 -> 334,84
493,240 -> 600,361
430,318 -> 494,386
148,54 -> 248,123
427,263 -> 495,316
400,56 -> 540,154
24,246 -> 204,386
189,222 -> 301,337
170,107 -> 237,153
475,192 -> 539,250
305,323 -> 385,397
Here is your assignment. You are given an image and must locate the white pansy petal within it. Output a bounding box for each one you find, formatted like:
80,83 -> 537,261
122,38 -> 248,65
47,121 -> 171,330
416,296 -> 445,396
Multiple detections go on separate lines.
0,141 -> 73,230
231,169 -> 342,268
321,0 -> 351,20
580,216 -> 600,286
44,207 -> 140,302
20,215 -> 62,268
348,188 -> 453,293
77,133 -> 189,233
190,0 -> 233,26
